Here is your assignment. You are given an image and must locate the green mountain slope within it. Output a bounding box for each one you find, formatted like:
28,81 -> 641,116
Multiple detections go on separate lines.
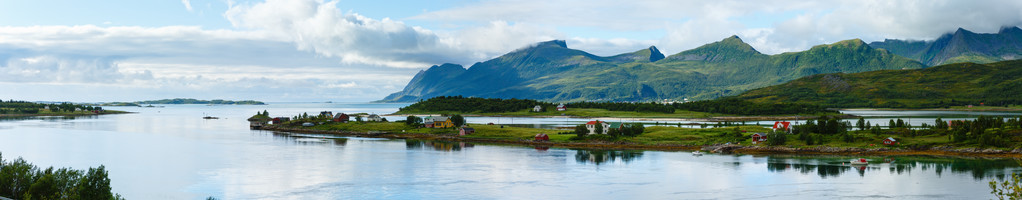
379,36 -> 925,103
869,27 -> 1022,66
735,59 -> 1022,108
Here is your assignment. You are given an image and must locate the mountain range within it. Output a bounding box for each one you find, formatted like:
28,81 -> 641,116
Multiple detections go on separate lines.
380,27 -> 1022,103
869,26 -> 1022,66
734,59 -> 1022,108
380,36 -> 924,102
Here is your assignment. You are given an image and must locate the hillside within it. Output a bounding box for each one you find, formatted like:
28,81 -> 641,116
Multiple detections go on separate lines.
869,26 -> 1022,66
735,59 -> 1022,108
380,36 -> 924,102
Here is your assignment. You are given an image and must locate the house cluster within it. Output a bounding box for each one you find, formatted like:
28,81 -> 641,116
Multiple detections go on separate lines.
532,104 -> 568,112
583,120 -> 624,135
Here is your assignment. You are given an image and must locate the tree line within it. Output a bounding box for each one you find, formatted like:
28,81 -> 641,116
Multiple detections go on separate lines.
673,98 -> 832,115
0,153 -> 122,200
399,96 -> 550,113
0,100 -> 102,114
400,96 -> 831,116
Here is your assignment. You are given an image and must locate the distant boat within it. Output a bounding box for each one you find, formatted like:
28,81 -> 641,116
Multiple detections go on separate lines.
203,116 -> 218,119
692,151 -> 703,156
849,158 -> 868,165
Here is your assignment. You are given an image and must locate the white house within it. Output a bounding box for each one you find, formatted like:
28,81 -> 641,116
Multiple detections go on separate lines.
368,114 -> 383,122
533,105 -> 543,112
585,120 -> 612,135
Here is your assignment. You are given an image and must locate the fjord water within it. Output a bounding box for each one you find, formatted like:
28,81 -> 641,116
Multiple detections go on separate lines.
0,103 -> 1018,199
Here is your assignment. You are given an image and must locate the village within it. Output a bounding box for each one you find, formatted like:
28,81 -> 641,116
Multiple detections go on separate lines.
246,102 -> 910,153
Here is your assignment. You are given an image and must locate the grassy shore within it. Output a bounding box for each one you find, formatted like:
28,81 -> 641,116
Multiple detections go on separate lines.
393,108 -> 845,121
264,121 -> 1022,157
0,110 -> 130,117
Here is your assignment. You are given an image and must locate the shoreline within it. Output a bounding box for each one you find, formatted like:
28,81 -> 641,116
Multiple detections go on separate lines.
263,126 -> 1022,158
0,111 -> 132,117
384,113 -> 857,122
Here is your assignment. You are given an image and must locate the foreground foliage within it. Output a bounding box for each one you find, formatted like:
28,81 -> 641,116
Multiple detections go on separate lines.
0,152 -> 122,200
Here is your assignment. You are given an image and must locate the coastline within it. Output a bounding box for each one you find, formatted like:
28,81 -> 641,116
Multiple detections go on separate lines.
384,113 -> 857,122
0,111 -> 132,117
263,126 -> 1022,158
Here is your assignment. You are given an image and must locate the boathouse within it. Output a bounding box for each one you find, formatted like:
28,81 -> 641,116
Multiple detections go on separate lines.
459,127 -> 476,135
884,137 -> 897,145
333,113 -> 350,123
751,133 -> 768,142
535,133 -> 549,141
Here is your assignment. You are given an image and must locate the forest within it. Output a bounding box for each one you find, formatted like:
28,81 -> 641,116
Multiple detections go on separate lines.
398,96 -> 830,116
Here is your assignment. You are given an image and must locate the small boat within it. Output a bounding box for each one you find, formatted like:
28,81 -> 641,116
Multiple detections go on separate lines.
302,122 -> 315,127
692,151 -> 703,156
849,158 -> 868,165
203,116 -> 218,119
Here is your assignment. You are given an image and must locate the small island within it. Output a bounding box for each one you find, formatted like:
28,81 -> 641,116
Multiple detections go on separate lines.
254,98 -> 1022,158
99,98 -> 266,106
1,100 -> 128,117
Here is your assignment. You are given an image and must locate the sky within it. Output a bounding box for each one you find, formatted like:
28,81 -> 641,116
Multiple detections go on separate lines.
2,0 -> 1021,102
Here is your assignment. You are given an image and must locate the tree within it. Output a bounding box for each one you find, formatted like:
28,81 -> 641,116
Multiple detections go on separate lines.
767,132 -> 786,146
574,124 -> 588,137
608,128 -> 621,138
405,116 -> 421,126
75,166 -> 113,200
594,122 -> 604,135
856,117 -> 866,131
990,172 -> 1022,200
896,119 -> 905,128
866,121 -> 872,130
355,116 -> 363,123
451,114 -> 466,128
889,119 -> 896,129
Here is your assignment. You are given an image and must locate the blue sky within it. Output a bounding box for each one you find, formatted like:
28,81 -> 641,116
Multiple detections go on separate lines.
2,0 -> 1021,102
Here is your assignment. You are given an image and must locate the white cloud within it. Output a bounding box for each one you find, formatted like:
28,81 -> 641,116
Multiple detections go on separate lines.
182,0 -> 194,12
413,0 -> 1022,54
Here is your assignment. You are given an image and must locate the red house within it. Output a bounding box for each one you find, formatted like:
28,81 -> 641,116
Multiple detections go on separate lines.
751,133 -> 768,142
556,104 -> 566,111
773,121 -> 791,131
534,133 -> 549,141
459,127 -> 476,136
333,113 -> 350,122
883,137 -> 897,145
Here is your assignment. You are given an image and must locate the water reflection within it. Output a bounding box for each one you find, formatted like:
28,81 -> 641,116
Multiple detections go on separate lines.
270,132 -> 348,146
765,156 -> 1021,180
573,149 -> 644,165
405,139 -> 474,151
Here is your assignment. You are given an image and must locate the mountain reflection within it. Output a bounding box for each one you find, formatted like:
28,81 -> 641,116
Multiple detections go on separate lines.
765,156 -> 1021,179
574,149 -> 644,165
406,140 -> 474,151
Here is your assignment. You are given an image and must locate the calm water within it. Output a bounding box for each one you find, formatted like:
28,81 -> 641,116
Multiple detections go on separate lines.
0,103 -> 1019,199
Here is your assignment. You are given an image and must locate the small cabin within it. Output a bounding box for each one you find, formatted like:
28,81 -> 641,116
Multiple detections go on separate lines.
556,104 -> 566,111
320,111 -> 333,118
751,133 -> 768,142
459,127 -> 476,135
883,137 -> 897,145
272,117 -> 291,124
333,113 -> 350,123
535,133 -> 549,141
368,114 -> 383,122
533,105 -> 543,112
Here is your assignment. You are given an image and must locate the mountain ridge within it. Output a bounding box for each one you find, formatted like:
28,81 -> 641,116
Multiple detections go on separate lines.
869,26 -> 1022,66
379,35 -> 924,103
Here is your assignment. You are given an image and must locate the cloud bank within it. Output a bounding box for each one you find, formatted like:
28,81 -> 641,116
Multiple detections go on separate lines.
3,0 -> 1022,102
